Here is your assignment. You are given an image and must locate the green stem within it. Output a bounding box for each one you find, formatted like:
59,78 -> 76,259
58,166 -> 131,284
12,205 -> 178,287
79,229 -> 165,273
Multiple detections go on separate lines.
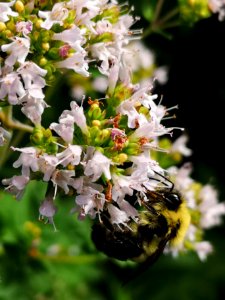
157,7 -> 180,26
0,106 -> 33,168
143,6 -> 180,38
159,20 -> 181,30
39,254 -> 101,264
0,110 -> 33,133
152,0 -> 165,23
0,130 -> 12,167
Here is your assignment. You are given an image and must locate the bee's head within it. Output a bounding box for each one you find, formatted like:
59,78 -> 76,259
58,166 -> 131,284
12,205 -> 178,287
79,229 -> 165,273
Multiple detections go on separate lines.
163,192 -> 182,211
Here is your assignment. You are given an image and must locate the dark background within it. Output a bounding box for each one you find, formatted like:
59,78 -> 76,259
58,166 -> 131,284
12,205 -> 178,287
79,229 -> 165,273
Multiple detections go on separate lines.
153,15 -> 225,197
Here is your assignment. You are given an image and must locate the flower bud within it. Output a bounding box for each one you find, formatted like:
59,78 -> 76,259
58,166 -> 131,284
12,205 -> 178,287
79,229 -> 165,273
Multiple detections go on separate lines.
39,57 -> 48,66
94,129 -> 110,146
0,22 -> 6,32
124,142 -> 140,155
42,42 -> 50,52
15,1 -> 25,13
117,153 -> 128,164
48,48 -> 60,59
92,120 -> 101,127
35,20 -> 43,29
101,6 -> 120,23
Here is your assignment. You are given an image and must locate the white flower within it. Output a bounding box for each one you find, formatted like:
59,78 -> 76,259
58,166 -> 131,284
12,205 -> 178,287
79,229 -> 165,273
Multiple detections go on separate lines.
92,76 -> 108,93
2,175 -> 30,199
51,169 -> 76,195
55,52 -> 89,77
117,97 -> 146,128
84,149 -> 111,181
107,204 -> 130,226
17,62 -> 47,95
199,185 -> 225,229
111,173 -> 134,202
50,119 -> 74,144
111,171 -> 148,203
16,21 -> 33,36
171,135 -> 192,156
39,194 -> 58,231
19,94 -> 47,124
90,43 -> 112,75
194,241 -> 213,261
0,1 -> 18,22
39,2 -> 69,30
0,125 -> 11,146
11,146 -> 39,177
37,154 -> 58,182
0,72 -> 25,104
52,26 -> 86,52
69,101 -> 89,134
169,163 -> 193,190
50,101 -> 88,142
1,37 -> 30,67
67,0 -> 101,26
208,0 -> 225,21
118,200 -> 138,220
76,186 -> 106,219
57,145 -> 82,167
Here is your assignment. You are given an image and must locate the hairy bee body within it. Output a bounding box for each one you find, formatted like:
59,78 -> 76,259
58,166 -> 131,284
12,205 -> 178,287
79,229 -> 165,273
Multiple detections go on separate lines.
91,190 -> 190,263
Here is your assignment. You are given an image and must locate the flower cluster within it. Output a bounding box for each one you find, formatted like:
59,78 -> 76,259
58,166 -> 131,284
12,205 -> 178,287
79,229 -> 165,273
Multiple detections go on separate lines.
0,0 -> 224,262
164,163 -> 225,261
208,0 -> 225,21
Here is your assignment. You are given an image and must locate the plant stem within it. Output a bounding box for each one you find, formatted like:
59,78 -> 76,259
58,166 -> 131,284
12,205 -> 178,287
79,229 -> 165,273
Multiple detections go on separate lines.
38,253 -> 101,264
143,5 -> 180,39
152,0 -> 165,23
157,7 -> 180,26
0,109 -> 33,133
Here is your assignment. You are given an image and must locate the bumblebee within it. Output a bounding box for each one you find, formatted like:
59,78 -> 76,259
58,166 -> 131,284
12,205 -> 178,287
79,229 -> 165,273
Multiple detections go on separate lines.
91,188 -> 191,264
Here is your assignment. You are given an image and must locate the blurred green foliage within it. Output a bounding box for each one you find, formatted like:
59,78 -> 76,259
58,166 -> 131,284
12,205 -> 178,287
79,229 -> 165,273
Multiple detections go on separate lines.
0,182 -> 225,299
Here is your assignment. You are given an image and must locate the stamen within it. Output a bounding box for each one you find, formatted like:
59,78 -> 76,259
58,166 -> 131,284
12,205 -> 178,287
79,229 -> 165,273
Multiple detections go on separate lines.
166,104 -> 179,112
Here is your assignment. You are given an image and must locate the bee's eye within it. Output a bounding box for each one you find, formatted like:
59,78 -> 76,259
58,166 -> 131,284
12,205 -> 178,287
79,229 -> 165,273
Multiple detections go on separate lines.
164,193 -> 181,211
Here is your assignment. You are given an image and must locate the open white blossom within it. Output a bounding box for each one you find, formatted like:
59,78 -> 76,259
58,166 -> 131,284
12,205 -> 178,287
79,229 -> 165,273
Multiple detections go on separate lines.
12,146 -> 39,177
0,72 -> 25,104
1,37 -> 30,67
0,1 -> 18,22
84,150 -> 111,181
0,125 -> 11,146
55,52 -> 89,77
57,145 -> 82,167
208,0 -> 225,20
39,2 -> 69,30
2,175 -> 30,199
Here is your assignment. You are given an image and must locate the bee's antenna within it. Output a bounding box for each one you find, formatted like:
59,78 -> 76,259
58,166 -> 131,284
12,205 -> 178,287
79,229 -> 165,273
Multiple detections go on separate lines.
152,171 -> 174,192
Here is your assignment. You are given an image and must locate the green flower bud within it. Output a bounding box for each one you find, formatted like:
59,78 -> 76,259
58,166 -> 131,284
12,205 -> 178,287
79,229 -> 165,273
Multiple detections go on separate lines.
113,153 -> 128,164
46,141 -> 58,154
40,30 -> 51,43
101,6 -> 120,23
6,20 -> 16,32
30,126 -> 44,145
94,129 -> 111,146
47,47 -> 60,60
15,1 -> 25,13
124,143 -> 140,155
39,57 -> 48,66
35,20 -> 43,29
0,22 -> 6,32
90,32 -> 114,44
92,120 -> 101,127
139,106 -> 150,116
90,126 -> 101,140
